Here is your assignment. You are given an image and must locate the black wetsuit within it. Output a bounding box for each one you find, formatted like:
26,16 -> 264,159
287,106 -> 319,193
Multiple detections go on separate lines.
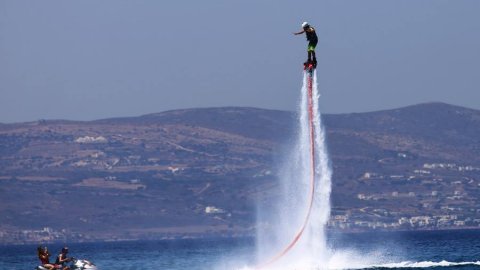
304,27 -> 318,63
306,28 -> 318,46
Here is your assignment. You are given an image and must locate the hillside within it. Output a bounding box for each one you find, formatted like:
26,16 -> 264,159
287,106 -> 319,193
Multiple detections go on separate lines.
1,102 -> 480,244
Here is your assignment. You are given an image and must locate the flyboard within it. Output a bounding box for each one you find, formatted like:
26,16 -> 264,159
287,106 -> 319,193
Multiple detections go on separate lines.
255,60 -> 317,269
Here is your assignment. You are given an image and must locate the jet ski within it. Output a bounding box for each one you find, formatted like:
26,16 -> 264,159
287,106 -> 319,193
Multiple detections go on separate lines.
35,258 -> 97,270
71,259 -> 97,270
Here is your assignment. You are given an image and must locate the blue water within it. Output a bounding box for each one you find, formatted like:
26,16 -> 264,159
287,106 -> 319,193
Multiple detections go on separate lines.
1,230 -> 479,270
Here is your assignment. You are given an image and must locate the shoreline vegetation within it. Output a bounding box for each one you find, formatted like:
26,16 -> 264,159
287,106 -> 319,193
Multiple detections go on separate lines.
2,226 -> 480,246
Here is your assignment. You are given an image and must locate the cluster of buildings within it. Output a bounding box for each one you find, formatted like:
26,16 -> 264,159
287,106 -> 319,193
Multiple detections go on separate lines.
0,227 -> 71,245
328,213 -> 480,231
328,162 -> 480,231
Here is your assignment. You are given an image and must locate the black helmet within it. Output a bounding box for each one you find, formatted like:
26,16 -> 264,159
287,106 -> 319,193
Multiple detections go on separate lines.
62,247 -> 69,253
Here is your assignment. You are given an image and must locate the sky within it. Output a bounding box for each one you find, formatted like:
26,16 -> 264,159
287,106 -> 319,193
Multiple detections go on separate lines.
1,0 -> 479,123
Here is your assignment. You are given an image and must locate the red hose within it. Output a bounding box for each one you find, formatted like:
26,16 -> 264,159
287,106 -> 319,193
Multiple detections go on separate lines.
255,72 -> 316,269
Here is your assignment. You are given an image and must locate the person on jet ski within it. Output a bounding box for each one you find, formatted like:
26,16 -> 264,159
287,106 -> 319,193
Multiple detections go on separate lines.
55,247 -> 73,269
294,21 -> 318,66
37,246 -> 55,270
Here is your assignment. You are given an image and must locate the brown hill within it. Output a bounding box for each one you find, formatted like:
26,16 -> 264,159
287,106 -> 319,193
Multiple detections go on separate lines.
1,102 -> 480,243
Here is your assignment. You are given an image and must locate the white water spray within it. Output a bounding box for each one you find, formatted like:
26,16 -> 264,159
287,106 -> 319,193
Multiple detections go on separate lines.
255,70 -> 332,269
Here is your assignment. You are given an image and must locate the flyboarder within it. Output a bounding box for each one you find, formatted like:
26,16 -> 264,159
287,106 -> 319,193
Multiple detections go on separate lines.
294,22 -> 318,68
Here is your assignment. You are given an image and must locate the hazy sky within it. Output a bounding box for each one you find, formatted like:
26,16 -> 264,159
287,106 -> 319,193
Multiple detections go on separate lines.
1,0 -> 479,123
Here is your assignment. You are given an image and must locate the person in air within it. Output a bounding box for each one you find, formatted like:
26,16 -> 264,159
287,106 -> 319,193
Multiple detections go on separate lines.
294,22 -> 318,66
55,247 -> 73,270
37,246 -> 55,270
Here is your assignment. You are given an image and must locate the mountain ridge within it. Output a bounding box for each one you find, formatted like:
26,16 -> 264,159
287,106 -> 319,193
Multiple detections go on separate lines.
3,101 -> 477,125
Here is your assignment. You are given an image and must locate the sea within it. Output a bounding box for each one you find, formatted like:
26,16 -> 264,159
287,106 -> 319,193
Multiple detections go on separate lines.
1,229 -> 479,270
